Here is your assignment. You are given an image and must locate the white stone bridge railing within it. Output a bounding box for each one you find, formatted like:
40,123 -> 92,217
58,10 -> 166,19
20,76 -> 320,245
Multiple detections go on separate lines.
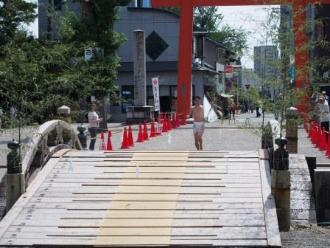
21,120 -> 81,189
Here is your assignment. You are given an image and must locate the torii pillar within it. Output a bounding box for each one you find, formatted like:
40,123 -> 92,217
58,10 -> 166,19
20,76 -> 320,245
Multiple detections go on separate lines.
152,0 -> 330,116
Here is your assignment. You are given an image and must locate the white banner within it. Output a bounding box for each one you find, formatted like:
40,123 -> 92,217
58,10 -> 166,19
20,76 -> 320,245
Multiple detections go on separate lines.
203,96 -> 218,123
152,77 -> 160,111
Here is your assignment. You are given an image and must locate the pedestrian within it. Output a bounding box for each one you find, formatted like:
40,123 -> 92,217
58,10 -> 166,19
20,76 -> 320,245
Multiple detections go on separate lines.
322,91 -> 329,105
190,96 -> 205,150
88,102 -> 102,150
318,95 -> 330,139
256,102 -> 261,118
229,100 -> 236,121
0,108 -> 3,129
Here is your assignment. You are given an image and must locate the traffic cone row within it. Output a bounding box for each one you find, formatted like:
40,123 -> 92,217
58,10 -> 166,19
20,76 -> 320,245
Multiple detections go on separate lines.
150,121 -> 157,137
103,115 -> 180,150
307,121 -> 330,158
326,131 -> 330,157
106,130 -> 113,151
121,126 -> 135,149
100,131 -> 106,150
319,128 -> 327,151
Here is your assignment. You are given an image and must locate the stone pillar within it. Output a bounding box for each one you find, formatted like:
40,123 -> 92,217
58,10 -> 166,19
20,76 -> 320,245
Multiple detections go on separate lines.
133,30 -> 147,106
6,140 -> 24,212
57,105 -> 71,123
77,126 -> 87,149
271,137 -> 290,231
286,107 -> 298,153
314,167 -> 330,224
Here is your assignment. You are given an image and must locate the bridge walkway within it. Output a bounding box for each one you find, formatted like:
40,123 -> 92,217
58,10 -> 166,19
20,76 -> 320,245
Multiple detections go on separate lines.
0,149 -> 281,247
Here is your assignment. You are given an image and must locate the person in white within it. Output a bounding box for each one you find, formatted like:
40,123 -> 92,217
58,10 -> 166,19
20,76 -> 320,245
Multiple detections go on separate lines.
322,91 -> 329,105
190,96 -> 205,150
0,108 -> 3,129
318,95 -> 330,140
88,103 -> 102,150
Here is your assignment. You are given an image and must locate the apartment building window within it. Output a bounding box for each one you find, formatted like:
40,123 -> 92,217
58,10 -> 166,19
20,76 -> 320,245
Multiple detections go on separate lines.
137,0 -> 150,8
121,85 -> 134,113
53,0 -> 63,11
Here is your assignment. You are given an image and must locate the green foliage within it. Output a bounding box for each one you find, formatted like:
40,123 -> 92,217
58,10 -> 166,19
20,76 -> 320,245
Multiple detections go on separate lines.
0,0 -> 130,127
210,26 -> 248,56
0,0 -> 37,47
193,7 -> 248,55
194,7 -> 223,32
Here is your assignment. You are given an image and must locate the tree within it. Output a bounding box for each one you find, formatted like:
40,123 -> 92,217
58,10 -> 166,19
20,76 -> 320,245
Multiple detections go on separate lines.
194,7 -> 223,32
0,0 -> 36,48
193,6 -> 248,55
0,0 -> 131,126
210,26 -> 248,56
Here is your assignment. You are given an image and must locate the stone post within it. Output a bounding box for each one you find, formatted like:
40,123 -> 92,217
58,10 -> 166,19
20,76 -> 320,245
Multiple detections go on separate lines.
57,105 -> 71,123
286,107 -> 298,153
271,137 -> 290,231
77,126 -> 87,149
6,140 -> 23,212
133,30 -> 147,106
261,123 -> 274,170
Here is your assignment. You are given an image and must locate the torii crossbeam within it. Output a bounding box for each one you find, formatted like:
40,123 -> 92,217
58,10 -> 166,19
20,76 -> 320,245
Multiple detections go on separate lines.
152,0 -> 330,116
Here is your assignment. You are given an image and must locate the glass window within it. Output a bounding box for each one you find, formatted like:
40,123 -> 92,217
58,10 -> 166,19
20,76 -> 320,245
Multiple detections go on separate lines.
121,85 -> 134,113
137,0 -> 150,7
143,0 -> 151,7
53,0 -> 63,11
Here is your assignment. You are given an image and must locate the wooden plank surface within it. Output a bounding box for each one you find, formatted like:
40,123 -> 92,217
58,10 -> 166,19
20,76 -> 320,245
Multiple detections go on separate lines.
0,150 -> 280,247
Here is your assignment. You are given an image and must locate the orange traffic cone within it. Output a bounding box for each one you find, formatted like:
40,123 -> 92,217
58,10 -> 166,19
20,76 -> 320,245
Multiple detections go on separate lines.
162,118 -> 167,133
143,122 -> 149,141
121,127 -> 129,149
326,132 -> 330,157
150,122 -> 156,137
320,128 -> 327,151
100,131 -> 105,150
181,114 -> 186,125
308,122 -> 313,139
311,124 -> 317,145
128,125 -> 134,147
316,127 -> 322,149
167,117 -> 172,131
106,130 -> 113,151
136,124 -> 144,143
174,114 -> 180,128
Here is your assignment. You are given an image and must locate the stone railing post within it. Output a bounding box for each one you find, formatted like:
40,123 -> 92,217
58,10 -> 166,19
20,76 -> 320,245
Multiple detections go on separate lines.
77,126 -> 87,150
6,140 -> 24,211
57,105 -> 71,123
271,137 -> 290,231
286,107 -> 298,153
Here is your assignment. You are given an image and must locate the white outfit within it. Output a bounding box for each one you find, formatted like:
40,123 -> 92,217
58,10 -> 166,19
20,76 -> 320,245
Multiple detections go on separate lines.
318,103 -> 330,122
88,111 -> 100,128
193,122 -> 205,135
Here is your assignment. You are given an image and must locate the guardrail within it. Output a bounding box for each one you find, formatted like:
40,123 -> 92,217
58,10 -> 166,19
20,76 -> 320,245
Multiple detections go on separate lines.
21,120 -> 81,188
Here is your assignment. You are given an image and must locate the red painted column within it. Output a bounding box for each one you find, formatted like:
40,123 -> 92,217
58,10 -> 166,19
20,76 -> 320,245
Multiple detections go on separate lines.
293,1 -> 310,113
176,0 -> 194,117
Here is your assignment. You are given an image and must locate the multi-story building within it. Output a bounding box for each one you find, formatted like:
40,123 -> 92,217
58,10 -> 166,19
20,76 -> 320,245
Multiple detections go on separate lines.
280,4 -> 330,93
38,0 -> 236,121
310,4 -> 330,89
254,45 -> 279,99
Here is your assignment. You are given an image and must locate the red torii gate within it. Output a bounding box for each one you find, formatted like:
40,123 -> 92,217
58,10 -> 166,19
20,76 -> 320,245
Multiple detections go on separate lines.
151,0 -> 330,116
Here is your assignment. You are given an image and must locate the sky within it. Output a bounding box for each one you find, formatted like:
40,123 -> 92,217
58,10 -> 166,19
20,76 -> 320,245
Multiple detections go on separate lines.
219,5 -> 279,68
26,1 -> 278,69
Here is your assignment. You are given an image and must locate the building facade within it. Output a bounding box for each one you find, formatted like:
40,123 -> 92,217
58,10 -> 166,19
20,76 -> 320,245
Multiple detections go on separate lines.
254,45 -> 279,99
280,4 -> 330,93
38,0 -> 235,121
